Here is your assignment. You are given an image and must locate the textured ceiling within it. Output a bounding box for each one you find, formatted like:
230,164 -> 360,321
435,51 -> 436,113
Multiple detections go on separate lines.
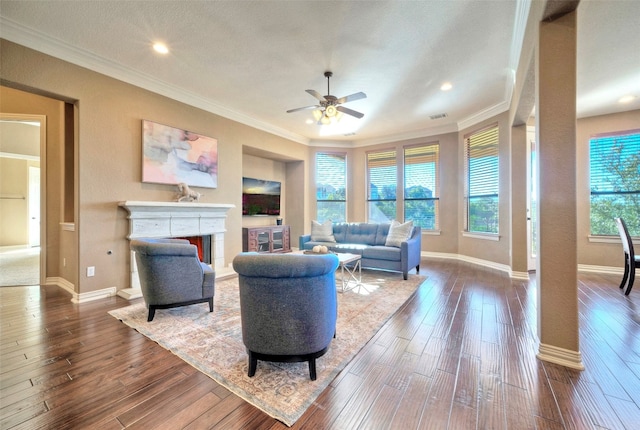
0,0 -> 638,146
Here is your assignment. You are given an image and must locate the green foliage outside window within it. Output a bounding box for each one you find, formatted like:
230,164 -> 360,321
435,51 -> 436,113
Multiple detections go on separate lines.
469,196 -> 499,233
316,152 -> 347,222
590,131 -> 640,236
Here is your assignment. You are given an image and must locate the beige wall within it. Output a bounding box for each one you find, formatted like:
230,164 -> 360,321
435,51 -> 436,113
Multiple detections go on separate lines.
0,121 -> 41,246
0,158 -> 30,245
1,39 -> 307,294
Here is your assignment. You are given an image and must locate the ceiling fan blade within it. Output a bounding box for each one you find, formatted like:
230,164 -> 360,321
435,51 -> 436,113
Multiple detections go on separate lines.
336,105 -> 364,119
286,105 -> 320,113
336,92 -> 366,104
305,89 -> 326,101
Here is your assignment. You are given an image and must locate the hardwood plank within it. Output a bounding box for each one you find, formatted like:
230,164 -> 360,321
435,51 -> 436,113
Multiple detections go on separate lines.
417,369 -> 456,429
503,382 -> 536,430
357,384 -> 403,429
388,372 -> 432,428
330,364 -> 391,429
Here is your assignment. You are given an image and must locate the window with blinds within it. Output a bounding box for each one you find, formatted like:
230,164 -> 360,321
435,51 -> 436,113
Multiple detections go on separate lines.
464,125 -> 499,233
315,152 -> 347,222
404,143 -> 439,230
590,129 -> 640,236
367,149 -> 397,222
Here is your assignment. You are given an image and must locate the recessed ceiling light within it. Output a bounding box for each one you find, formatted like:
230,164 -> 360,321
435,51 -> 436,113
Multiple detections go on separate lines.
618,95 -> 635,103
153,42 -> 169,55
440,82 -> 453,91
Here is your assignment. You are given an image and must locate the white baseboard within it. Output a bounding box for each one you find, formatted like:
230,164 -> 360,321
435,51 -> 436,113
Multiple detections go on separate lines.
537,342 -> 585,370
577,264 -> 624,275
46,276 -> 116,303
422,251 -> 529,280
422,252 -> 623,279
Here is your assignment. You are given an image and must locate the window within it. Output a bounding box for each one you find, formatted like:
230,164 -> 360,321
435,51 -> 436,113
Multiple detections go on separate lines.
590,129 -> 640,237
315,152 -> 347,222
367,149 -> 397,222
404,143 -> 439,230
464,125 -> 499,233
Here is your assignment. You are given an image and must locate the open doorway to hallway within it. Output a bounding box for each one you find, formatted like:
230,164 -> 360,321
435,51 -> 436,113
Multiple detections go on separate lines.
527,126 -> 537,272
0,115 -> 43,286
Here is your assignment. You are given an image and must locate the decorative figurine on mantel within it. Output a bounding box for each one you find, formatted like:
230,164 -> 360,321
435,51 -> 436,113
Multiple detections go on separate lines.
176,182 -> 202,202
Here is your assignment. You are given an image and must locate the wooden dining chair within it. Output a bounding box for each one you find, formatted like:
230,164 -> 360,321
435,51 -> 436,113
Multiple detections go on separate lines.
615,217 -> 639,296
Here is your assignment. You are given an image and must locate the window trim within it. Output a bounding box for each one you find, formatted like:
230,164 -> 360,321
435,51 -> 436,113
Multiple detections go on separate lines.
366,148 -> 398,222
464,123 -> 500,234
403,142 -> 440,231
315,151 -> 347,222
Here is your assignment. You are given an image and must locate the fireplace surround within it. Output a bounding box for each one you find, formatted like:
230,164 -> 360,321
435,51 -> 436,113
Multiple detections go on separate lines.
119,201 -> 234,300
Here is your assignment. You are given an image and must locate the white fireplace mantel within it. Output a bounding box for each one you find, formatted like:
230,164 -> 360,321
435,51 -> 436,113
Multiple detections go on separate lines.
119,200 -> 234,300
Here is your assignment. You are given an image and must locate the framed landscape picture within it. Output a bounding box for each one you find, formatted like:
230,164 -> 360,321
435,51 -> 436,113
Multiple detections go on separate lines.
142,119 -> 218,188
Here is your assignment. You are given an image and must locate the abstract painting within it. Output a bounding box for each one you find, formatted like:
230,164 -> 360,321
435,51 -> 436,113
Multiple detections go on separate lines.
142,119 -> 218,188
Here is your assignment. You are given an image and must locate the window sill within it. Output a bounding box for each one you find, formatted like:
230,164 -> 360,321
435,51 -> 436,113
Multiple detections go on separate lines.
422,230 -> 441,236
60,222 -> 75,231
462,231 -> 500,241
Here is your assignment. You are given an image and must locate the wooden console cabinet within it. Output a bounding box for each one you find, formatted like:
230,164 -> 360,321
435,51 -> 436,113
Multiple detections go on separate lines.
242,225 -> 291,253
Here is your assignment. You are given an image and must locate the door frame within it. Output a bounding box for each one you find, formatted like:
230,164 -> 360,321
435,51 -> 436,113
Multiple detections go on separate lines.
1,113 -> 47,284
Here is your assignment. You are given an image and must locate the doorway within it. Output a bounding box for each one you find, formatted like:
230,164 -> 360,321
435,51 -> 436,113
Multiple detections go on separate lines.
0,114 -> 45,286
526,126 -> 537,271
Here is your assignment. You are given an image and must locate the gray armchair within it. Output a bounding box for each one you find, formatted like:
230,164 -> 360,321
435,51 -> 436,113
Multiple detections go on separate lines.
232,252 -> 339,380
130,238 -> 215,321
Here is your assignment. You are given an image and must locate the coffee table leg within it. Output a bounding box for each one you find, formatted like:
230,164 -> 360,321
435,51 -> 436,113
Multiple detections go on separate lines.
340,259 -> 361,293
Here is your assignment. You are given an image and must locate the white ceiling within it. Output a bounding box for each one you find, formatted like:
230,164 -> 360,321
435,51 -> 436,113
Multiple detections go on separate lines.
0,0 -> 638,146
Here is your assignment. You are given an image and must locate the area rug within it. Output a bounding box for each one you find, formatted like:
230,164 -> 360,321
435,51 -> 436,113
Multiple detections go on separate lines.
108,270 -> 426,426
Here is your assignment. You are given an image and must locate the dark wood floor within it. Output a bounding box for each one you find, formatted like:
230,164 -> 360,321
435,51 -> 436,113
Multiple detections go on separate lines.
2,258 -> 640,429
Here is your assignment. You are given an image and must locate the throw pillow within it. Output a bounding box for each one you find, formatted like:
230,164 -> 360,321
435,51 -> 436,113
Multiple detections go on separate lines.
310,219 -> 336,242
385,220 -> 413,247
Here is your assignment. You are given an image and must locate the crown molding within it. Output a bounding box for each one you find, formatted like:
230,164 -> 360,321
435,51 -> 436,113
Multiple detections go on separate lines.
0,17 -> 310,146
457,100 -> 510,131
354,122 -> 460,147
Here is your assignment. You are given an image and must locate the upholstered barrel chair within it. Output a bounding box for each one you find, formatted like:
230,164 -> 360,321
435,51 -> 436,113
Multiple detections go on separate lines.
232,252 -> 339,380
130,238 -> 215,321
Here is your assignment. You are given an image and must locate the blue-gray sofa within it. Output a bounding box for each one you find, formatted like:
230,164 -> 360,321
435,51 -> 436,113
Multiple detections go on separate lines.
299,222 -> 422,280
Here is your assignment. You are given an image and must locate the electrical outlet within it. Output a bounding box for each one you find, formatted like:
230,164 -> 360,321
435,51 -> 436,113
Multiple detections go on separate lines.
87,266 -> 95,277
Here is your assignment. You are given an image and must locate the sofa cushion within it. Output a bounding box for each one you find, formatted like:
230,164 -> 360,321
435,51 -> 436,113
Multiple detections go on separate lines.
311,219 -> 336,242
332,223 -> 348,243
362,246 -> 401,261
385,220 -> 413,247
344,223 -> 379,246
332,243 -> 368,255
375,223 -> 391,245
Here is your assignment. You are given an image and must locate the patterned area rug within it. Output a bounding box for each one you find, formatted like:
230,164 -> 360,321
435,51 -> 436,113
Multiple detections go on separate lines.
109,270 -> 426,426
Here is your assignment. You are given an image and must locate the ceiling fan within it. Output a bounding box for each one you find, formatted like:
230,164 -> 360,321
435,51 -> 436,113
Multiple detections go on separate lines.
286,71 -> 366,124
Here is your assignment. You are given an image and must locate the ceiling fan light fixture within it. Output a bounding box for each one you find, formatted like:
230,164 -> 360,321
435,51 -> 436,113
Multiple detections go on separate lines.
287,71 -> 366,126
